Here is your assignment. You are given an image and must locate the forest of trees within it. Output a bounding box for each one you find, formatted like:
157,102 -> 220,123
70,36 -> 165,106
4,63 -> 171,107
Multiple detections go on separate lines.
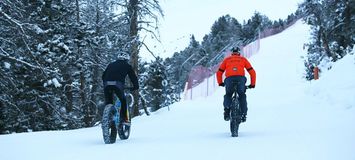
1,0 -> 353,134
0,0 -> 162,134
299,0 -> 354,80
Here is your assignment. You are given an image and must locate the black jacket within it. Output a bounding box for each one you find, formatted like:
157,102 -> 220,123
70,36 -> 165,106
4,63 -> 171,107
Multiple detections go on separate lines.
102,60 -> 139,89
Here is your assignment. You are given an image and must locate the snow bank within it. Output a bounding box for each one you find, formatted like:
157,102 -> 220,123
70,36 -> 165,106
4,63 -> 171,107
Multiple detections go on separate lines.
307,53 -> 355,109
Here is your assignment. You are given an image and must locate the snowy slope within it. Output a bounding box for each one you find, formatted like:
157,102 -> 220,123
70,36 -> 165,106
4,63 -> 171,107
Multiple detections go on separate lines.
141,0 -> 303,60
1,21 -> 355,160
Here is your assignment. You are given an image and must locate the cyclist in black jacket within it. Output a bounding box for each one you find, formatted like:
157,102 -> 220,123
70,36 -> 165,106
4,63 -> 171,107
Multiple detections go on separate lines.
102,52 -> 139,123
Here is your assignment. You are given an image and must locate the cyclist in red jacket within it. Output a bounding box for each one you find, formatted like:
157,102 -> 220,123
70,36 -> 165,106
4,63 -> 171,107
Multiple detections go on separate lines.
216,47 -> 256,122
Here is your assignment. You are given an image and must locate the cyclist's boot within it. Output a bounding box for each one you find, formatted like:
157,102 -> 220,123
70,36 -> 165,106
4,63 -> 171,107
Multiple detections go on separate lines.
224,108 -> 230,121
120,117 -> 131,126
123,118 -> 131,126
241,114 -> 247,123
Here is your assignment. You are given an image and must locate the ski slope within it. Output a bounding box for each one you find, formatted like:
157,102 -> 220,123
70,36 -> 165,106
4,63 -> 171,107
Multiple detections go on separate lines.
1,21 -> 355,160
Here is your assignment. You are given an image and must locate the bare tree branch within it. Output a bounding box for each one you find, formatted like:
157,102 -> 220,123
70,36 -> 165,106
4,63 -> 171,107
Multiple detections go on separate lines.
140,36 -> 157,59
139,26 -> 161,42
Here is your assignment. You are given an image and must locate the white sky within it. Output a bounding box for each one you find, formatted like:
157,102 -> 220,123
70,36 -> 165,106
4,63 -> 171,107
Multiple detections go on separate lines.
140,0 -> 304,61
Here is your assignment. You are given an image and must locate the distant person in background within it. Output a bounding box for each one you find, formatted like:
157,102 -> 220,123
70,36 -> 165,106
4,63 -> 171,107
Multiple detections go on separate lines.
313,66 -> 320,80
216,47 -> 256,122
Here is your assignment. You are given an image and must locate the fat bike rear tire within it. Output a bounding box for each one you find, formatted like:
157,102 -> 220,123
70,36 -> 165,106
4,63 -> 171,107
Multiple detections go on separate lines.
102,104 -> 117,144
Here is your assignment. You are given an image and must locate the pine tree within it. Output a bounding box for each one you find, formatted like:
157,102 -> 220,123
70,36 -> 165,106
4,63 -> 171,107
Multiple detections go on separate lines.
0,0 -> 82,132
242,12 -> 272,43
145,57 -> 166,111
0,0 -> 140,133
300,0 -> 354,80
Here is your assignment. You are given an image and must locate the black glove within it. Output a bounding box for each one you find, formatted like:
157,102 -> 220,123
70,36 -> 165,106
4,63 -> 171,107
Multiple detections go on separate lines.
248,84 -> 255,89
219,83 -> 225,87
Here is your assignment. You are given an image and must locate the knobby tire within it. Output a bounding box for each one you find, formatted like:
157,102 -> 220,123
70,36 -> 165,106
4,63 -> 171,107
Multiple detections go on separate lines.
230,98 -> 242,137
102,104 -> 117,144
118,123 -> 130,140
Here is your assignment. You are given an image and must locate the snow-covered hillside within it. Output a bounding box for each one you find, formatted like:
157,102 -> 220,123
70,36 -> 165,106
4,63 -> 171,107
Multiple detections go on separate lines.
1,21 -> 354,160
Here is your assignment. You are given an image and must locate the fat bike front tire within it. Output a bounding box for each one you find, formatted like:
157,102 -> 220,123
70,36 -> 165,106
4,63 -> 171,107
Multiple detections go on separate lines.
102,104 -> 117,144
118,123 -> 131,140
230,102 -> 242,137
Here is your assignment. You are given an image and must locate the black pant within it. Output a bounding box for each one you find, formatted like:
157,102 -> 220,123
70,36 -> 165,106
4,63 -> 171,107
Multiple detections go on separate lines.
223,76 -> 247,115
104,85 -> 128,121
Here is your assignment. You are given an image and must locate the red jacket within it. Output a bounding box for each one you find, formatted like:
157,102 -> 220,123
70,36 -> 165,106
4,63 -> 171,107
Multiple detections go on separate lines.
216,53 -> 256,86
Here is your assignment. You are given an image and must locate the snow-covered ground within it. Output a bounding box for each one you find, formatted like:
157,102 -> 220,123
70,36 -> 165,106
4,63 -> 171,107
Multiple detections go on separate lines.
1,21 -> 354,160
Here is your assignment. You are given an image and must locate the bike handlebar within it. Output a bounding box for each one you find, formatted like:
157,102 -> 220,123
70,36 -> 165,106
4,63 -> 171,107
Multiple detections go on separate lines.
225,85 -> 254,89
246,86 -> 253,89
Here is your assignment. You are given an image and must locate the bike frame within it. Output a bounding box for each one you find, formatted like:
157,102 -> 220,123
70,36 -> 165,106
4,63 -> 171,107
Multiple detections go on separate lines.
102,88 -> 134,144
112,92 -> 134,126
229,81 -> 249,137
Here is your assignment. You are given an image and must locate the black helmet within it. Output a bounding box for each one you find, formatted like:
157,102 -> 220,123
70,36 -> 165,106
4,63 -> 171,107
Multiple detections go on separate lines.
117,51 -> 130,60
231,47 -> 241,53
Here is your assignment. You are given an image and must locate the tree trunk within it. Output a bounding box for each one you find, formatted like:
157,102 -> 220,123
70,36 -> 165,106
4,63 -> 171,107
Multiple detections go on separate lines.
63,69 -> 73,113
128,0 -> 140,117
90,0 -> 101,122
342,0 -> 352,48
75,0 -> 89,126
321,31 -> 337,61
43,0 -> 53,21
